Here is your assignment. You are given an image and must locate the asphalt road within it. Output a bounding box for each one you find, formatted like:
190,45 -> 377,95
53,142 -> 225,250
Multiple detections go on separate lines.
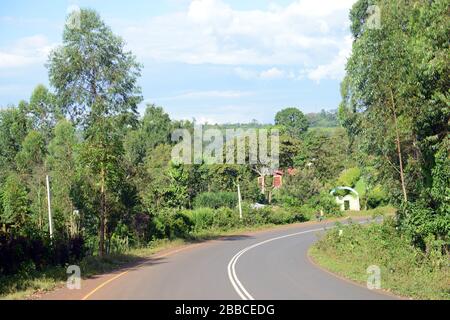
69,219 -> 394,300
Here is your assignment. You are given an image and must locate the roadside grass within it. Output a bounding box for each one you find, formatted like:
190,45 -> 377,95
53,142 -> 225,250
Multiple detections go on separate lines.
0,238 -> 186,300
0,207 -> 392,300
309,216 -> 450,300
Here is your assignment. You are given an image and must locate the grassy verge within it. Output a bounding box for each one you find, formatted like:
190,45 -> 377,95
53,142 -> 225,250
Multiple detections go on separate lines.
309,215 -> 450,300
0,208 -> 388,300
0,238 -> 186,300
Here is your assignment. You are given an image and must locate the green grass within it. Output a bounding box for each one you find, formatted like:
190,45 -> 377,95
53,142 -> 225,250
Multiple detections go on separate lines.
0,238 -> 187,300
309,216 -> 450,300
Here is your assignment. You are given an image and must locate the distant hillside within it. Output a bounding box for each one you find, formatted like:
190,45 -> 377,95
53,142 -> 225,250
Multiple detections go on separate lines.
306,109 -> 339,128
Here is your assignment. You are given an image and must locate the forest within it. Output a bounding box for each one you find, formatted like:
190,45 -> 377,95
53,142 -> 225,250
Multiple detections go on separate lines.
0,0 -> 448,299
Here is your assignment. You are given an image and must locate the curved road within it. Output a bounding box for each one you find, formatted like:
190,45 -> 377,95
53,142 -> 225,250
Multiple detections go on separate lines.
54,219 -> 394,300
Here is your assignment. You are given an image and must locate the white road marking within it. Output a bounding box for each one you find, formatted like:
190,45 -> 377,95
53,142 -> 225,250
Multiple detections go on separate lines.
227,219 -> 374,300
227,226 -> 325,300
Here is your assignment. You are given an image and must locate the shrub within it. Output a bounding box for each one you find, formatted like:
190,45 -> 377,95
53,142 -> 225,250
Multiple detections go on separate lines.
367,185 -> 389,208
193,192 -> 237,209
149,209 -> 193,240
306,191 -> 341,216
0,232 -> 85,275
212,207 -> 241,229
184,207 -> 241,232
242,204 -> 271,226
313,218 -> 450,299
337,167 -> 361,187
267,207 -> 307,225
183,208 -> 215,232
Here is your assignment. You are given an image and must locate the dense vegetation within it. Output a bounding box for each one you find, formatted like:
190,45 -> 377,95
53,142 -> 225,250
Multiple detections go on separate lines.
338,0 -> 449,251
0,9 -> 358,284
311,0 -> 449,299
310,218 -> 449,300
0,0 -> 448,299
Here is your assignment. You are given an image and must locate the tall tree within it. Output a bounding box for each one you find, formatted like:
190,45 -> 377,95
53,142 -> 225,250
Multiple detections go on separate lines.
48,9 -> 143,255
275,107 -> 309,138
15,130 -> 47,230
0,173 -> 30,233
340,0 -> 449,247
26,84 -> 59,143
0,105 -> 29,175
47,120 -> 80,236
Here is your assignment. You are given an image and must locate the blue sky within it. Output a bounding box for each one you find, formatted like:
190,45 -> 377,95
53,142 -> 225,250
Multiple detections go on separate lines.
0,0 -> 356,124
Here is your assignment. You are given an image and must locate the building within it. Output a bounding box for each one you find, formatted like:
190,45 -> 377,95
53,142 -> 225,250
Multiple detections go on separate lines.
257,168 -> 296,190
330,187 -> 361,211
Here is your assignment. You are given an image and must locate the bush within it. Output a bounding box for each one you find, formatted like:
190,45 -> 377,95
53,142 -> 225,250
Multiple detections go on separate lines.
193,192 -> 237,209
149,209 -> 193,240
367,185 -> 389,208
242,205 -> 307,226
0,232 -> 85,275
313,218 -> 450,299
267,207 -> 307,225
337,167 -> 361,187
306,191 -> 341,216
183,207 -> 241,232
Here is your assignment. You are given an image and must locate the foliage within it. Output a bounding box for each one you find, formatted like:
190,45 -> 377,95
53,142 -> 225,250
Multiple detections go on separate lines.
312,218 -> 449,299
278,169 -> 323,207
294,128 -> 354,182
340,0 -> 449,248
48,9 -> 142,126
149,209 -> 193,240
306,109 -> 339,128
274,107 -> 309,138
193,192 -> 237,209
337,167 -> 361,188
366,185 -> 389,209
0,173 -> 30,230
0,232 -> 85,275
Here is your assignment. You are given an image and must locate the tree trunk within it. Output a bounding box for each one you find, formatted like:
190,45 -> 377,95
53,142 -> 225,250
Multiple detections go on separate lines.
99,166 -> 106,256
390,89 -> 408,203
261,175 -> 265,194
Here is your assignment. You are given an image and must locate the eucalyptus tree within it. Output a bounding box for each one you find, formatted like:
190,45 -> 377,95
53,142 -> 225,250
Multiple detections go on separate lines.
46,120 -> 80,236
48,9 -> 143,255
339,0 -> 449,246
27,84 -> 60,143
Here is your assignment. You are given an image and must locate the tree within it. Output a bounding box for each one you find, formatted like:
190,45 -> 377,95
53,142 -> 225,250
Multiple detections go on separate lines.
48,9 -> 142,127
275,107 -> 309,138
0,106 -> 29,174
124,104 -> 172,166
15,131 -> 47,230
340,0 -> 449,248
27,84 -> 60,143
0,173 -> 29,232
294,128 -> 351,183
47,9 -> 143,255
47,120 -> 80,236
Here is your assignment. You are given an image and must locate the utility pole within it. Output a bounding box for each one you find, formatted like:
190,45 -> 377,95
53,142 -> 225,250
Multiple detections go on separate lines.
237,183 -> 243,220
46,175 -> 53,239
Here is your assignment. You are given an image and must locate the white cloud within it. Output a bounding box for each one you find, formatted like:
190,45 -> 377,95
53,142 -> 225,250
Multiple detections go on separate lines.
152,90 -> 254,101
259,67 -> 285,79
307,35 -> 353,82
117,0 -> 357,67
0,35 -> 56,69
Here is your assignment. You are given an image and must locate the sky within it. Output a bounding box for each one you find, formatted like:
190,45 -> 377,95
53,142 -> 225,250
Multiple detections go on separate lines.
0,0 -> 357,124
